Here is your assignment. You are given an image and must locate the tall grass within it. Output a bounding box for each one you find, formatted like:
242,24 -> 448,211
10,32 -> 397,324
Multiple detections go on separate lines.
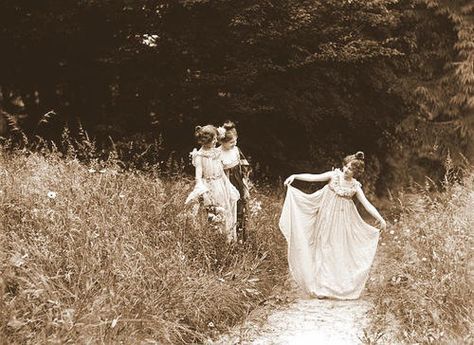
0,147 -> 288,344
366,171 -> 474,344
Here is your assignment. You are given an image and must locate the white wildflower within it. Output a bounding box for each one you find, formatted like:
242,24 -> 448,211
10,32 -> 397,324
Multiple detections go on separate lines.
10,253 -> 28,267
421,257 -> 427,262
47,191 -> 57,199
208,321 -> 215,328
99,169 -> 107,174
389,230 -> 395,235
88,168 -> 96,173
250,199 -> 262,216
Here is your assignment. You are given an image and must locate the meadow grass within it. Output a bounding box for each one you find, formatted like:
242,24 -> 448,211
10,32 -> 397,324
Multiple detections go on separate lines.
0,147 -> 288,344
2,141 -> 472,345
366,172 -> 474,344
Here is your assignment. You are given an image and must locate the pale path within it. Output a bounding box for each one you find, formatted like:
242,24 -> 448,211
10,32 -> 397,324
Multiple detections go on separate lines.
247,297 -> 371,345
211,292 -> 373,345
209,238 -> 388,344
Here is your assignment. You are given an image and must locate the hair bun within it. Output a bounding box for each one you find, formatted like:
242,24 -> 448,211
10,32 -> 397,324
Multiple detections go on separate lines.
355,151 -> 365,160
222,120 -> 236,130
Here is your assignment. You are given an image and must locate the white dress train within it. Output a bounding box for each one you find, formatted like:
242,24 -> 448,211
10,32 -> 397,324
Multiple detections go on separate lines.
279,170 -> 380,300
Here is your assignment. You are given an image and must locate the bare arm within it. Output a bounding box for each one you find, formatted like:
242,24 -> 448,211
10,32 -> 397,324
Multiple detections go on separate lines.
194,155 -> 203,185
284,171 -> 334,185
355,186 -> 386,230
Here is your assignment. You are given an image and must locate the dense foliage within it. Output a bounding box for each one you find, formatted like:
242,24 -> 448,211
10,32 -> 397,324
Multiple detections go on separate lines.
0,0 -> 472,189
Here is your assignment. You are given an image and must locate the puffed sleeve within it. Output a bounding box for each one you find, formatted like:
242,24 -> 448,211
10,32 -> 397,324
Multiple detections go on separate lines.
189,148 -> 200,167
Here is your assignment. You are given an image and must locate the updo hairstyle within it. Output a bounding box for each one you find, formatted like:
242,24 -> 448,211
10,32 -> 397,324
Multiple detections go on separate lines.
195,125 -> 218,146
342,151 -> 365,178
220,120 -> 238,143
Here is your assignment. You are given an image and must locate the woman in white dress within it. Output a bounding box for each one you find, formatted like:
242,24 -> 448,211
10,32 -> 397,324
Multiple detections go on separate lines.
185,125 -> 240,242
279,151 -> 386,300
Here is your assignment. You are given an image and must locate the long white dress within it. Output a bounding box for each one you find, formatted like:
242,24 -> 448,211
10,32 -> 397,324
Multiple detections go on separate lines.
186,147 -> 240,242
279,169 -> 380,300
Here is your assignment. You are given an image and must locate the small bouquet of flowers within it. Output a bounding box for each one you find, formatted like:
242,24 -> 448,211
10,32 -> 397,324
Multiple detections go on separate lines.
206,205 -> 226,226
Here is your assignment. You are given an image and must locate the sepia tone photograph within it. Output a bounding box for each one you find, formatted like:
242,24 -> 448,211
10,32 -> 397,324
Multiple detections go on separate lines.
0,1 -> 473,344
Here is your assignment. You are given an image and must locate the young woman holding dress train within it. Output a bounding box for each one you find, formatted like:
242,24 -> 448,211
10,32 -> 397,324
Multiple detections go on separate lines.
279,151 -> 386,300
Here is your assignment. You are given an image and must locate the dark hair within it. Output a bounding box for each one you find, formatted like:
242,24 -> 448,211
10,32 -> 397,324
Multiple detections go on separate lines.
220,120 -> 238,143
195,125 -> 217,146
343,151 -> 365,178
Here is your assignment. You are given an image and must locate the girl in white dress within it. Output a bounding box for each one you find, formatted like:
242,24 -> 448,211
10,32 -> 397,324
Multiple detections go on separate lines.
219,121 -> 251,243
185,125 -> 240,242
280,151 -> 386,300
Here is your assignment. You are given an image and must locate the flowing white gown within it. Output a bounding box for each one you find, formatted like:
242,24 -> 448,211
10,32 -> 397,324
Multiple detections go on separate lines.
185,147 -> 240,242
279,169 -> 380,300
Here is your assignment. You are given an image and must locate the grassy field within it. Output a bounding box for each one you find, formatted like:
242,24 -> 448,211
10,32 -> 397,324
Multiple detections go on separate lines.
0,148 -> 288,344
366,170 -> 474,344
1,146 -> 472,344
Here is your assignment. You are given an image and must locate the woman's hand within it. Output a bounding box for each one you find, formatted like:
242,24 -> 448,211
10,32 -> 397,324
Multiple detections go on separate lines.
377,218 -> 387,231
284,175 -> 295,186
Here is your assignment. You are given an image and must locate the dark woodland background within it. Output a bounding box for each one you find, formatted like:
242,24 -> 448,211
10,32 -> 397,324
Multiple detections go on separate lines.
1,0 -> 473,192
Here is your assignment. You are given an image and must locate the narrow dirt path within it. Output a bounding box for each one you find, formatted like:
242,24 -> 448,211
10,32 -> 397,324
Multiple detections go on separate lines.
210,253 -> 389,345
210,289 -> 374,345
245,297 -> 372,345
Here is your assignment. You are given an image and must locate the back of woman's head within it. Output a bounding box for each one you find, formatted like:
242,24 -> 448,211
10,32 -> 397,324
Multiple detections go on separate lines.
220,120 -> 238,143
343,151 -> 365,178
195,125 -> 217,145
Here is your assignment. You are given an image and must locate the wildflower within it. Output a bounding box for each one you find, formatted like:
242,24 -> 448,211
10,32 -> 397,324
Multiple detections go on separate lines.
99,169 -> 107,174
119,194 -> 125,198
421,257 -> 427,262
47,191 -> 57,199
394,236 -> 398,240
218,278 -> 225,283
88,168 -> 96,173
7,317 -> 26,330
389,230 -> 395,235
250,200 -> 262,216
431,269 -> 437,273
381,242 -> 386,246
208,321 -> 215,328
10,253 -> 27,267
